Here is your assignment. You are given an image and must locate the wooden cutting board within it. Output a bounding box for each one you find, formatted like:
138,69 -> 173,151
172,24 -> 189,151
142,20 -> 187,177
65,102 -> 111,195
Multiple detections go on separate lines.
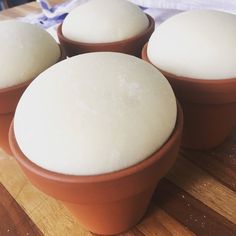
1,129 -> 236,236
0,2 -> 236,235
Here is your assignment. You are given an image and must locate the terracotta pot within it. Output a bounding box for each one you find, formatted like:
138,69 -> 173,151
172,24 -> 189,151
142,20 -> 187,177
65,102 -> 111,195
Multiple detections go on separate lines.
0,80 -> 33,155
9,103 -> 183,235
0,46 -> 66,155
0,113 -> 13,155
142,43 -> 236,150
57,14 -> 155,58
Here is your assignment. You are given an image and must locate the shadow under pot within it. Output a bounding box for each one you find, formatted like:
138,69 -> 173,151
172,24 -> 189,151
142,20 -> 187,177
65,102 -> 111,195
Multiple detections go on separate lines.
57,14 -> 155,58
142,43 -> 236,150
0,48 -> 66,156
9,103 -> 183,235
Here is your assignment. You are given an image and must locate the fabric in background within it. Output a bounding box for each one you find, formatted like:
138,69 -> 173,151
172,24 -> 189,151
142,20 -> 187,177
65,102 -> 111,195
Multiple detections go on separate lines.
18,0 -> 236,40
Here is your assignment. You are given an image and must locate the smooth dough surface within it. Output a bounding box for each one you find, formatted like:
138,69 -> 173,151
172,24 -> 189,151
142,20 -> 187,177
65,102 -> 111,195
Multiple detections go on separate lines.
14,52 -> 176,175
0,20 -> 60,89
147,10 -> 236,80
62,0 -> 149,43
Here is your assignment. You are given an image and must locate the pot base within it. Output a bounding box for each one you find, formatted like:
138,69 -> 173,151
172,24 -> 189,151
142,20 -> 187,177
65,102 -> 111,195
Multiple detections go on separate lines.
181,102 -> 236,150
63,185 -> 156,235
0,113 -> 13,155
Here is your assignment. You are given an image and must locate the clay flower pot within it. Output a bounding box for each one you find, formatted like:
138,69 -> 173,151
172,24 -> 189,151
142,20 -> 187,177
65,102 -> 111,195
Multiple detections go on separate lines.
0,80 -> 33,155
142,43 -> 236,150
9,103 -> 183,235
0,47 -> 66,155
57,14 -> 155,58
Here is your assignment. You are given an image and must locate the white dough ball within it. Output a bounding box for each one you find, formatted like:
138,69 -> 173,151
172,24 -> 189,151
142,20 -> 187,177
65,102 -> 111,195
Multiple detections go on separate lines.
62,0 -> 149,43
14,52 -> 176,175
0,20 -> 60,89
147,10 -> 236,80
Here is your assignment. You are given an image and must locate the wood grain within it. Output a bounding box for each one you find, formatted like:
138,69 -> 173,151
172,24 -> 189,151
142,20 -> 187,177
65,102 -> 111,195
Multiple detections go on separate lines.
0,157 -> 94,236
137,205 -> 195,236
208,127 -> 236,170
154,179 -> 236,236
182,127 -> 236,191
182,149 -> 236,192
0,183 -> 42,236
167,156 -> 236,224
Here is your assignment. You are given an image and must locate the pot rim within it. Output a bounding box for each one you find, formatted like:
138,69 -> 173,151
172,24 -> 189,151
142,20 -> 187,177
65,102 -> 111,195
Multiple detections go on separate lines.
0,44 -> 66,95
9,101 -> 183,185
57,14 -> 155,47
142,43 -> 236,85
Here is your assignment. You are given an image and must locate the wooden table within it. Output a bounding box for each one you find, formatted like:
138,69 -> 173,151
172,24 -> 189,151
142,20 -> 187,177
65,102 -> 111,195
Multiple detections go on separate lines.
0,2 -> 236,236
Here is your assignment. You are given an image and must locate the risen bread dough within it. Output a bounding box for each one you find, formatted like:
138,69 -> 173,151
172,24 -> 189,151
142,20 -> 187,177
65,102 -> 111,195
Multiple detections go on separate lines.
0,20 -> 60,89
62,0 -> 149,43
147,10 -> 236,80
14,52 -> 176,175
